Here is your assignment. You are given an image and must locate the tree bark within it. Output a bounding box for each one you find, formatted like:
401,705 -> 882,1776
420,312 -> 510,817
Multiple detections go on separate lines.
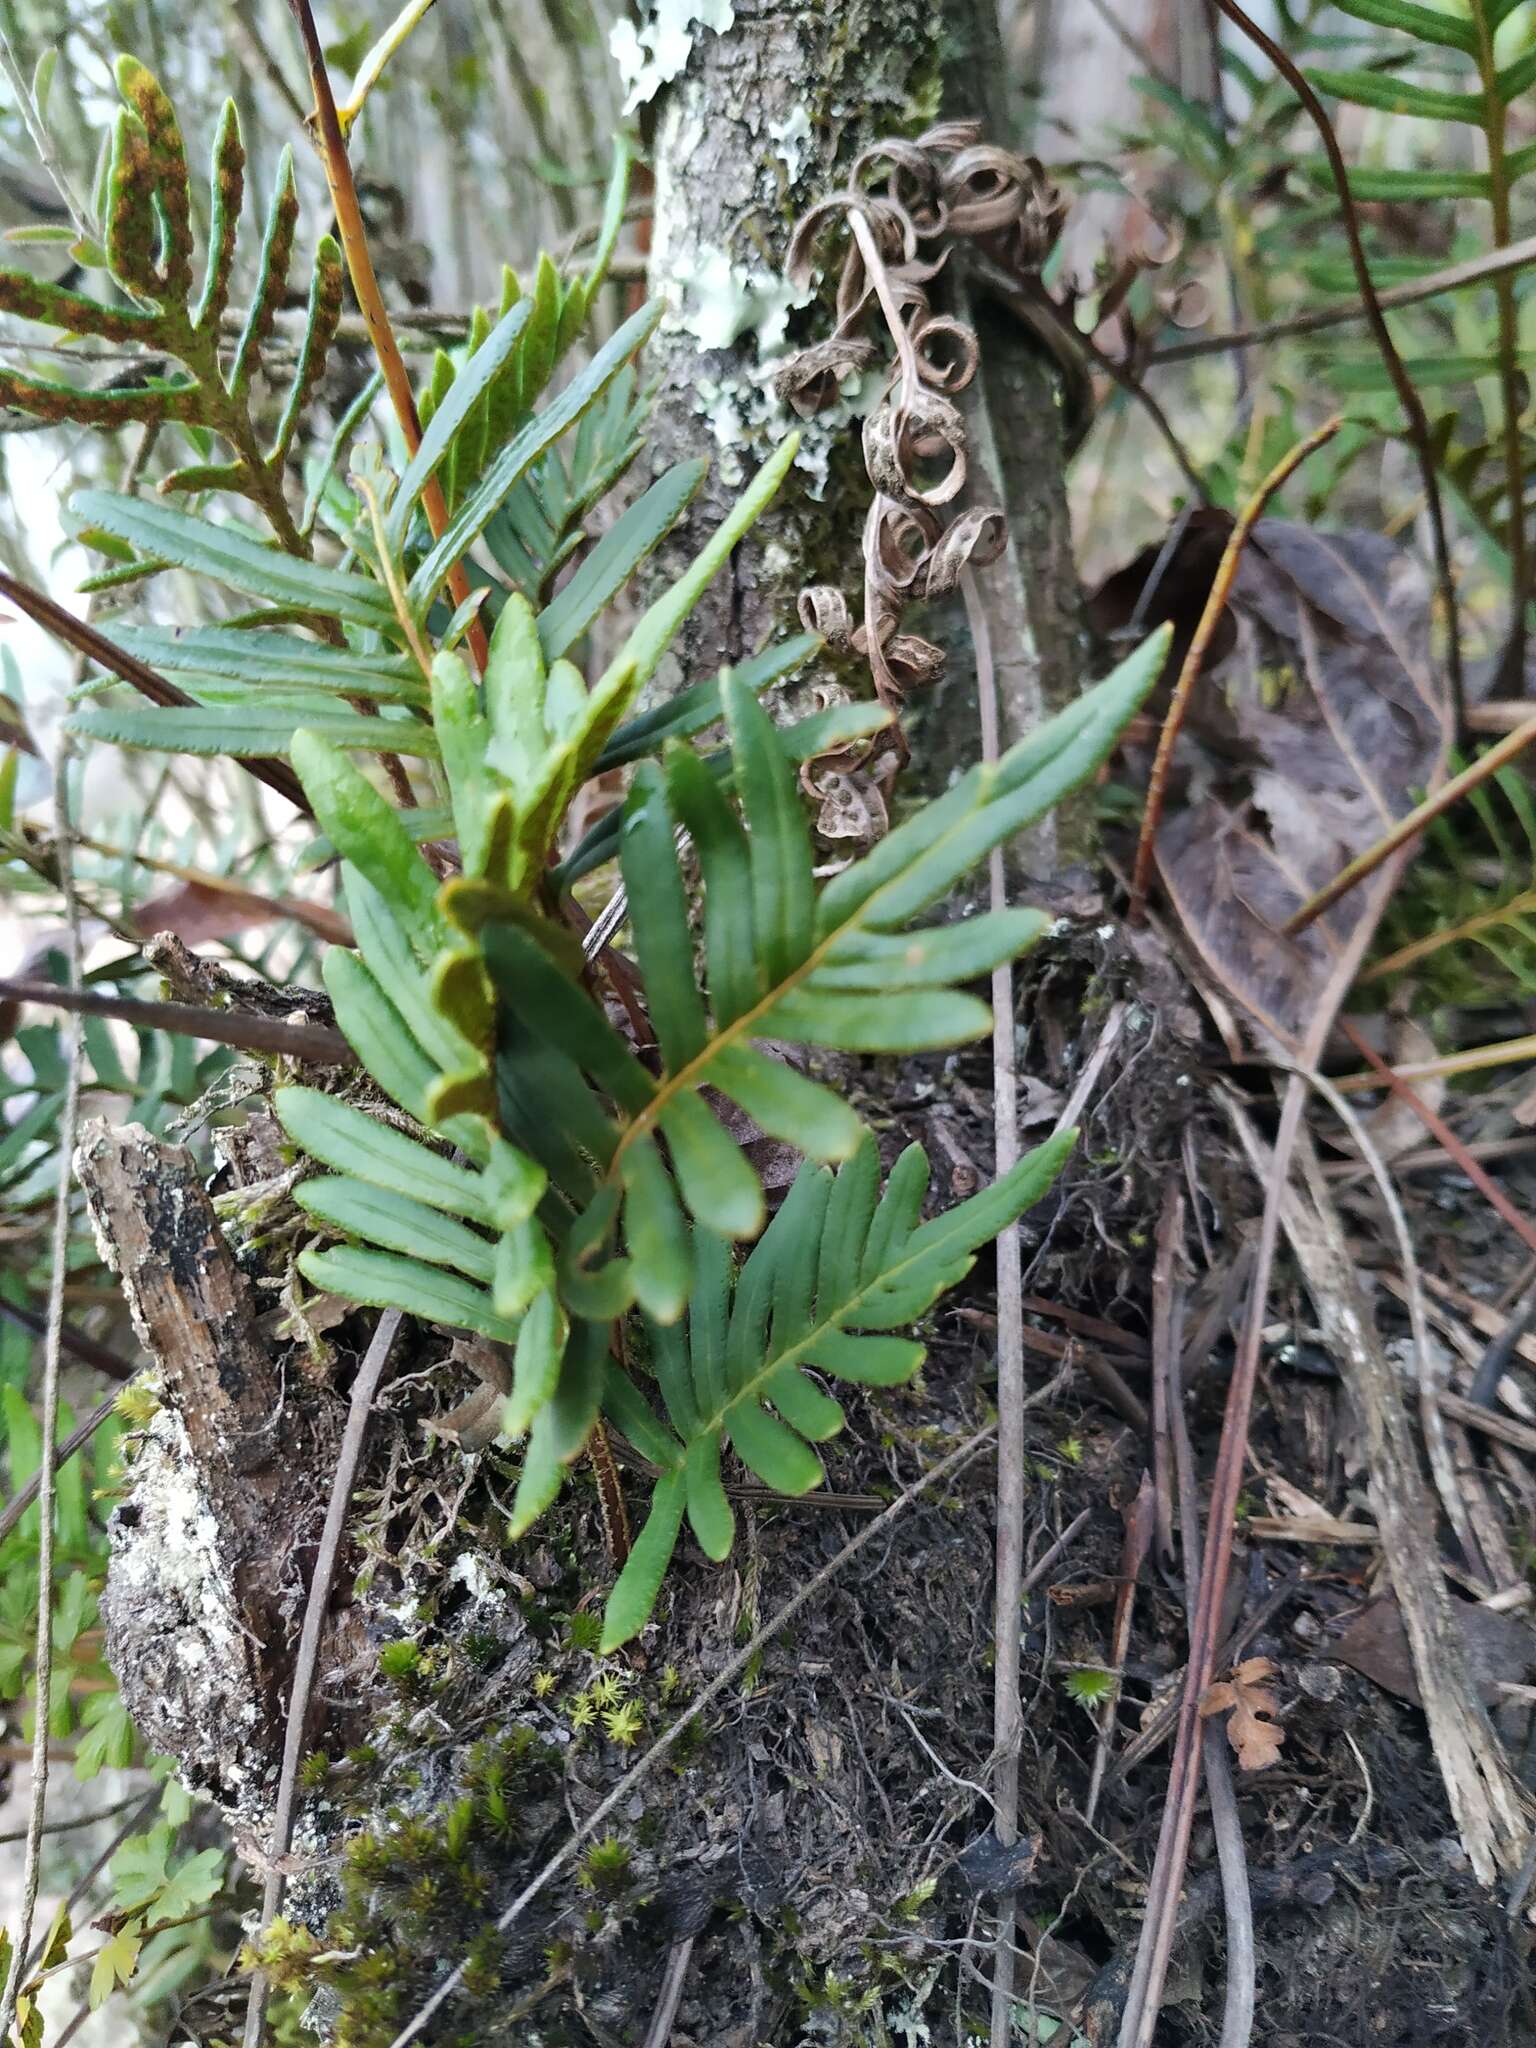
638,0 -> 1087,866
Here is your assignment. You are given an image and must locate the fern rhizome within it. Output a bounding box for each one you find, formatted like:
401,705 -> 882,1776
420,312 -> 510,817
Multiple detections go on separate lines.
9,61 -> 1166,1649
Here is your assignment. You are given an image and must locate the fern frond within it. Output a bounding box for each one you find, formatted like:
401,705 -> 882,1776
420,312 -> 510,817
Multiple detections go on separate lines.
596,1128 -> 1077,1650
479,631 -> 1169,1265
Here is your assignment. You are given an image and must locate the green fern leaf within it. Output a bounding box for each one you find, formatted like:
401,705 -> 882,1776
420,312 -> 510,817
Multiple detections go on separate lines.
595,1127 -> 1076,1648
482,629 -> 1168,1267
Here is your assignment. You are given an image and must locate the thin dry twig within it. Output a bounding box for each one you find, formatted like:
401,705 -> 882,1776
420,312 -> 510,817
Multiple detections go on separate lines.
1083,1469 -> 1154,1828
1208,0 -> 1464,721
383,1414 -> 1048,2048
961,563 -> 1027,2048
0,978 -> 352,1066
0,746 -> 85,2046
639,1936 -> 696,2048
242,1309 -> 403,2048
0,564 -> 308,814
1116,1076 -> 1304,2048
1287,1061 -> 1485,1582
1149,230 -> 1536,365
0,1391 -> 124,1549
1337,1019 -> 1536,1267
1127,416 -> 1340,921
1287,713 -> 1536,935
1166,1292 -> 1255,2048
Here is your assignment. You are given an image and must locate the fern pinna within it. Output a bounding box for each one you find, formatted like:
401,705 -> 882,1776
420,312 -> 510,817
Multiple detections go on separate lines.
52,63 -> 1168,1649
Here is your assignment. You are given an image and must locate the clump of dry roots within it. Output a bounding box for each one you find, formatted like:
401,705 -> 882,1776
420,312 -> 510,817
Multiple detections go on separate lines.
775,123 -> 1065,728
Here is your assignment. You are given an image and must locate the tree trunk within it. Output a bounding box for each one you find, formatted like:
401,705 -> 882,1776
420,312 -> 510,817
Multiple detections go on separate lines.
637,0 -> 1087,879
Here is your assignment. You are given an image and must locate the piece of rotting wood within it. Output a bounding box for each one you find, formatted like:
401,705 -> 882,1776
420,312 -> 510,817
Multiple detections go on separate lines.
76,1118 -> 332,1814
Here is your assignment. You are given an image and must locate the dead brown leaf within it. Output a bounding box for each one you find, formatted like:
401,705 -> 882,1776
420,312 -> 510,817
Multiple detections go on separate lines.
1198,1655 -> 1286,1771
1116,519 -> 1450,1063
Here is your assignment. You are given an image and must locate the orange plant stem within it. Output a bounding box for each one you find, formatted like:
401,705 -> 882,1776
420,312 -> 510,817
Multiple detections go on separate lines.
285,0 -> 490,675
1127,416 -> 1340,922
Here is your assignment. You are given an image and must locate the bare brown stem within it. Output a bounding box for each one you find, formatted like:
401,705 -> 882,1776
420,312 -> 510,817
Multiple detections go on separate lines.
242,1311 -> 403,2048
283,0 -> 490,676
1286,708 -> 1536,935
1127,417 -> 1339,921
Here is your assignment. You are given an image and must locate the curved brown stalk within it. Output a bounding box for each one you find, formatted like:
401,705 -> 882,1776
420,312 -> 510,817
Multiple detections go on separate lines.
1126,417 -> 1340,922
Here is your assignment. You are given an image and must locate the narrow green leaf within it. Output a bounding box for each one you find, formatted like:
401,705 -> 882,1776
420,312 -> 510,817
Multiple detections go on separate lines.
1327,0 -> 1475,50
813,909 -> 1047,990
708,1043 -> 865,1161
620,1136 -> 692,1323
645,1315 -> 700,1438
295,1175 -> 497,1282
1328,163 -> 1492,201
723,668 -> 814,985
297,1244 -> 518,1341
818,1138 -> 881,1306
481,919 -> 653,1117
763,985 -> 992,1051
274,1085 -> 492,1221
600,1469 -> 686,1651
431,650 -> 493,874
861,1142 -> 929,1279
494,1217 -> 555,1320
70,489 -> 396,630
903,1128 -> 1077,1269
688,1228 -> 731,1417
322,949 -> 455,1139
509,1318 -> 605,1534
101,626 -> 423,702
601,1362 -> 682,1471
621,762 -> 708,1070
484,1138 -> 546,1229
580,135 -> 631,316
1326,352 -> 1510,392
725,1398 -> 822,1493
291,733 -> 445,964
346,870 -> 479,1079
538,459 -> 708,660
657,1094 -> 766,1240
817,628 -> 1168,936
594,632 -> 819,773
801,1326 -> 923,1385
388,297 -> 533,550
666,742 -> 759,1025
504,1285 -> 568,1436
683,1431 -> 733,1558
559,1188 -> 636,1319
1305,66 -> 1482,122
66,703 -> 438,759
583,435 -> 800,757
763,1366 -> 843,1441
519,253 -> 562,408
482,590 -> 547,796
1499,43 -> 1536,102
408,300 -> 664,614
